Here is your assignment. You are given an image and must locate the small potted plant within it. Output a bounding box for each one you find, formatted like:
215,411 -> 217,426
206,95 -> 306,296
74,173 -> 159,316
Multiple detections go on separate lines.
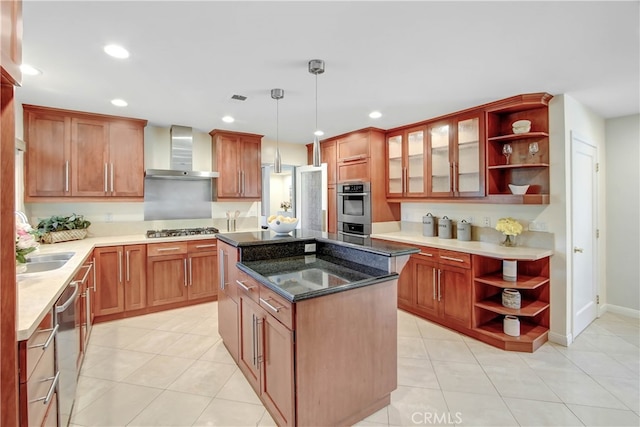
37,213 -> 91,244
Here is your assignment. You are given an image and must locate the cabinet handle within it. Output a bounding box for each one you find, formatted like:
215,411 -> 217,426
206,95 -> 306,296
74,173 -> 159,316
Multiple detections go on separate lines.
341,154 -> 365,162
441,255 -> 465,263
30,371 -> 60,405
110,163 -> 114,193
104,163 -> 108,193
218,249 -> 226,290
260,297 -> 283,313
126,250 -> 130,282
453,162 -> 458,192
64,161 -> 69,193
189,258 -> 193,286
91,258 -> 97,292
252,314 -> 257,367
118,251 -> 123,284
183,259 -> 188,287
28,324 -> 59,351
238,170 -> 242,194
242,170 -> 246,195
432,268 -> 437,300
236,280 -> 254,292
418,252 -> 433,257
195,244 -> 217,249
156,247 -> 181,252
403,167 -> 407,194
256,318 -> 263,364
573,247 -> 584,253
437,269 -> 442,301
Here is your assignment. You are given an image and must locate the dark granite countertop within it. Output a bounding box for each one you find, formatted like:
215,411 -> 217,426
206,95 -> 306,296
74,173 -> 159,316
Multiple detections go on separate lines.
237,254 -> 397,302
216,229 -> 419,257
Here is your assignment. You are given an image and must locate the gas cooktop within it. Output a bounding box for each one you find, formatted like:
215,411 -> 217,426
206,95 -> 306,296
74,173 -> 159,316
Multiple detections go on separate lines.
146,227 -> 219,238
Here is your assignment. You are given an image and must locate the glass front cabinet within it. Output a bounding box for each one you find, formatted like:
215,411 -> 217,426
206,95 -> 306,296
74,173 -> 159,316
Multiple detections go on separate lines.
386,126 -> 427,198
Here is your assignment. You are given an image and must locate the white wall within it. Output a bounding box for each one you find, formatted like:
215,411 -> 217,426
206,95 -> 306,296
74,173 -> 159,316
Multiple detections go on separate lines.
605,114 -> 640,314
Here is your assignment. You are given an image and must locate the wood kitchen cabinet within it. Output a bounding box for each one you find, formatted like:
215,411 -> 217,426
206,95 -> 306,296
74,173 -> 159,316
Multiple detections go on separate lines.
218,240 -> 240,363
1,0 -> 22,86
94,244 -> 147,317
386,125 -> 427,198
210,129 -> 262,200
23,105 -> 147,200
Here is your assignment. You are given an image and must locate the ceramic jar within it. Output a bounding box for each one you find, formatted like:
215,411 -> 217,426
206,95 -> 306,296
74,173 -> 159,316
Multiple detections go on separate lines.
503,315 -> 520,337
422,213 -> 436,237
502,288 -> 521,309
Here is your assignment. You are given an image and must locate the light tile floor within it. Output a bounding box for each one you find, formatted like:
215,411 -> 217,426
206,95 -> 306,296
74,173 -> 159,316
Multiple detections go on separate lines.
70,302 -> 639,426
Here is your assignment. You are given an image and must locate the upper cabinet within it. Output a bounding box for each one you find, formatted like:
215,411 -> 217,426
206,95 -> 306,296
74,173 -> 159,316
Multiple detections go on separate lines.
427,110 -> 485,198
386,125 -> 427,198
1,0 -> 22,85
485,93 -> 552,204
210,129 -> 262,200
24,105 -> 147,200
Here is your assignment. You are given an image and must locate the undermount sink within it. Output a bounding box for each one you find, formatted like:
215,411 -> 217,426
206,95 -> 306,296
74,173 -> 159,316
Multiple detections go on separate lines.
20,260 -> 69,274
26,252 -> 75,263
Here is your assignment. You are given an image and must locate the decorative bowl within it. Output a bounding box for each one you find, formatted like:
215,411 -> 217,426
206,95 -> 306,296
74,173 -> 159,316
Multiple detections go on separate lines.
509,184 -> 530,195
267,216 -> 299,235
512,119 -> 531,134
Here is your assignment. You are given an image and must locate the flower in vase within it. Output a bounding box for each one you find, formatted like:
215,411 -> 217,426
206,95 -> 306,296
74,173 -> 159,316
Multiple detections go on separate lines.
280,201 -> 291,212
16,222 -> 40,264
495,217 -> 523,247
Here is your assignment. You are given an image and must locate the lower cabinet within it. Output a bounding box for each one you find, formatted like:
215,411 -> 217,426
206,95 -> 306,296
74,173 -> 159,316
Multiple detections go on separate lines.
18,312 -> 58,427
94,244 -> 147,316
217,241 -> 240,363
399,245 -> 472,329
237,278 -> 295,427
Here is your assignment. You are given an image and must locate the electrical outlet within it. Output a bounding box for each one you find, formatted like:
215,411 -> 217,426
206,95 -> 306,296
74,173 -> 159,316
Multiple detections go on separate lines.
105,212 -> 113,222
528,221 -> 547,232
483,217 -> 491,227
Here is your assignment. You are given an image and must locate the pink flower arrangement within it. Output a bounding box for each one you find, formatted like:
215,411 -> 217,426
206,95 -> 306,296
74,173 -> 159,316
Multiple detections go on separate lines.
16,222 -> 39,263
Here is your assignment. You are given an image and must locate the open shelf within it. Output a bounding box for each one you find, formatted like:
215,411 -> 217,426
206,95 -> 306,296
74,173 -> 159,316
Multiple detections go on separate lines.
488,163 -> 549,169
485,194 -> 550,205
475,273 -> 550,289
475,296 -> 549,317
473,317 -> 549,352
488,132 -> 549,142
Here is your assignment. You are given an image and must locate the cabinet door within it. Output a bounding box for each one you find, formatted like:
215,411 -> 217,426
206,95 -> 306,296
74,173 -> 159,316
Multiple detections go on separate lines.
405,127 -> 426,197
94,246 -> 124,316
238,296 -> 261,393
336,158 -> 369,182
337,132 -> 369,161
1,0 -> 22,85
188,251 -> 218,300
386,132 -> 403,197
109,121 -> 144,197
124,245 -> 147,311
321,140 -> 337,184
454,113 -> 485,197
327,185 -> 336,234
71,117 -> 110,196
415,259 -> 439,317
216,135 -> 241,197
261,311 -> 295,427
25,111 -> 71,197
427,120 -> 452,197
439,265 -> 472,328
147,255 -> 188,306
397,257 -> 415,310
240,137 -> 261,198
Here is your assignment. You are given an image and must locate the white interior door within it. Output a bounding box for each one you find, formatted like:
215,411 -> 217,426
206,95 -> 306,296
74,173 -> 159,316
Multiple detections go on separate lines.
571,132 -> 598,337
295,164 -> 327,231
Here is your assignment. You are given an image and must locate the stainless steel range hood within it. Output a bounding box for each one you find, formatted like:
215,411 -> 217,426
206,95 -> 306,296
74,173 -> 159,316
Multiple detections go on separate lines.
145,125 -> 219,179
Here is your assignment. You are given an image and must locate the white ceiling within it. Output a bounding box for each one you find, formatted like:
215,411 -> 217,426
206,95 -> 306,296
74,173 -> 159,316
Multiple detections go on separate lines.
16,1 -> 640,145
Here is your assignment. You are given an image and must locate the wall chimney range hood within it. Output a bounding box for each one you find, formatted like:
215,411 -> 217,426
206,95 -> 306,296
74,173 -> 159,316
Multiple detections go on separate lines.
145,125 -> 219,179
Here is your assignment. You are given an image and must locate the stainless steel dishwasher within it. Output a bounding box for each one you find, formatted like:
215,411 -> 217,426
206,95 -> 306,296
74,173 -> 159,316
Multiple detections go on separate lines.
55,280 -> 80,427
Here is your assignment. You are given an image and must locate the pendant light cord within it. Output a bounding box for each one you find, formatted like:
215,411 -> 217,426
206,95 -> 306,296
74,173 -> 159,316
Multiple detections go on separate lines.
315,73 -> 318,133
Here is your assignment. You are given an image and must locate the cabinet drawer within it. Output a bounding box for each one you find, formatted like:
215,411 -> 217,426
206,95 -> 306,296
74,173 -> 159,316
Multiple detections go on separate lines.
235,272 -> 260,303
22,339 -> 56,427
413,245 -> 439,262
337,159 -> 369,182
19,312 -> 55,383
188,239 -> 218,253
259,285 -> 294,330
147,242 -> 188,257
438,250 -> 471,269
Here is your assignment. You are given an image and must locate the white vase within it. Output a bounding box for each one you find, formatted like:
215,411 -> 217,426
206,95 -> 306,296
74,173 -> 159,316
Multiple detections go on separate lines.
503,315 -> 520,337
503,260 -> 517,282
16,262 -> 27,274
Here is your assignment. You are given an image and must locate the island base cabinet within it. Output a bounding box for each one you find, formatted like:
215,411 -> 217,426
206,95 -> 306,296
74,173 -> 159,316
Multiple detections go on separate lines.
218,241 -> 240,363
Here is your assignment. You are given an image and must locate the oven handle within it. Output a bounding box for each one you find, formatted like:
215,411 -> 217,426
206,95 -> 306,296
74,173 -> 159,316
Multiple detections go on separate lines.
337,192 -> 369,197
338,231 -> 370,239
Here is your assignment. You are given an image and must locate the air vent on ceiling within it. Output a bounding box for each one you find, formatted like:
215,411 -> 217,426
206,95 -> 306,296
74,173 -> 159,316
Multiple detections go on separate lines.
231,94 -> 247,101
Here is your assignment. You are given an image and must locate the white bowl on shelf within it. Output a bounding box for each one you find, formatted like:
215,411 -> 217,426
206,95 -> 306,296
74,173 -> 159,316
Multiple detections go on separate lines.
512,119 -> 531,134
509,184 -> 530,195
267,216 -> 299,235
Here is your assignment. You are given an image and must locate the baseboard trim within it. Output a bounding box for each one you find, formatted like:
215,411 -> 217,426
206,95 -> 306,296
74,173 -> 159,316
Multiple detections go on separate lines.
602,304 -> 640,319
549,331 -> 572,346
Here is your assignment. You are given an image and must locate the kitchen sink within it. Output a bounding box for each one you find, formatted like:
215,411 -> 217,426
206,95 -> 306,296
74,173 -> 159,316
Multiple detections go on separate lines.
26,252 -> 75,263
20,260 -> 69,274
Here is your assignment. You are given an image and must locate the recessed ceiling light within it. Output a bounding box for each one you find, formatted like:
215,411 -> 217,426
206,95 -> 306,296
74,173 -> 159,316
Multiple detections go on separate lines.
314,130 -> 324,137
20,64 -> 42,76
222,116 -> 235,123
111,99 -> 128,107
104,44 -> 130,59
369,111 -> 382,119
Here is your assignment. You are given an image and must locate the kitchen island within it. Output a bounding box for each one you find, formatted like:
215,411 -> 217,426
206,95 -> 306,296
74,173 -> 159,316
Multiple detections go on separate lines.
216,230 -> 418,427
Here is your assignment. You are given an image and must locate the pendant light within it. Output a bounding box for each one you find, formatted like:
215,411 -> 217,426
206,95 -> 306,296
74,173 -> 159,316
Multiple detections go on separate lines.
271,88 -> 284,173
308,59 -> 325,167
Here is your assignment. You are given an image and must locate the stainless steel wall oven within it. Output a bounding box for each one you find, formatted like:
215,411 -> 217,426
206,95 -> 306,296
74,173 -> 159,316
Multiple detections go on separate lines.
337,182 -> 372,245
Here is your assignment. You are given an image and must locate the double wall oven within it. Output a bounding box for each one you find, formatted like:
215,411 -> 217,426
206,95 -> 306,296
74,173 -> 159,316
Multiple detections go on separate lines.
337,182 -> 372,245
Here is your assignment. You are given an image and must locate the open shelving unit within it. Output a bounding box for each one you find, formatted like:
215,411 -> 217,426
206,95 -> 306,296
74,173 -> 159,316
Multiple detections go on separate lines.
471,255 -> 550,352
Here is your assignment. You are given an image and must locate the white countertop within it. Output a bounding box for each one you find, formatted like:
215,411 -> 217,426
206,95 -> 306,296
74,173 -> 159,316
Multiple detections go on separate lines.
371,231 -> 553,261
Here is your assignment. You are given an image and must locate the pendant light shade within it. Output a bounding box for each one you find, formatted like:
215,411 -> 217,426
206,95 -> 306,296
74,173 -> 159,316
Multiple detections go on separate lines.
309,59 -> 325,167
271,88 -> 284,173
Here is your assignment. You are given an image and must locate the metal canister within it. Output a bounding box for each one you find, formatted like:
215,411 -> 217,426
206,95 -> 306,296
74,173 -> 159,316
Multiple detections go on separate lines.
422,213 -> 436,237
457,219 -> 471,241
438,216 -> 452,239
